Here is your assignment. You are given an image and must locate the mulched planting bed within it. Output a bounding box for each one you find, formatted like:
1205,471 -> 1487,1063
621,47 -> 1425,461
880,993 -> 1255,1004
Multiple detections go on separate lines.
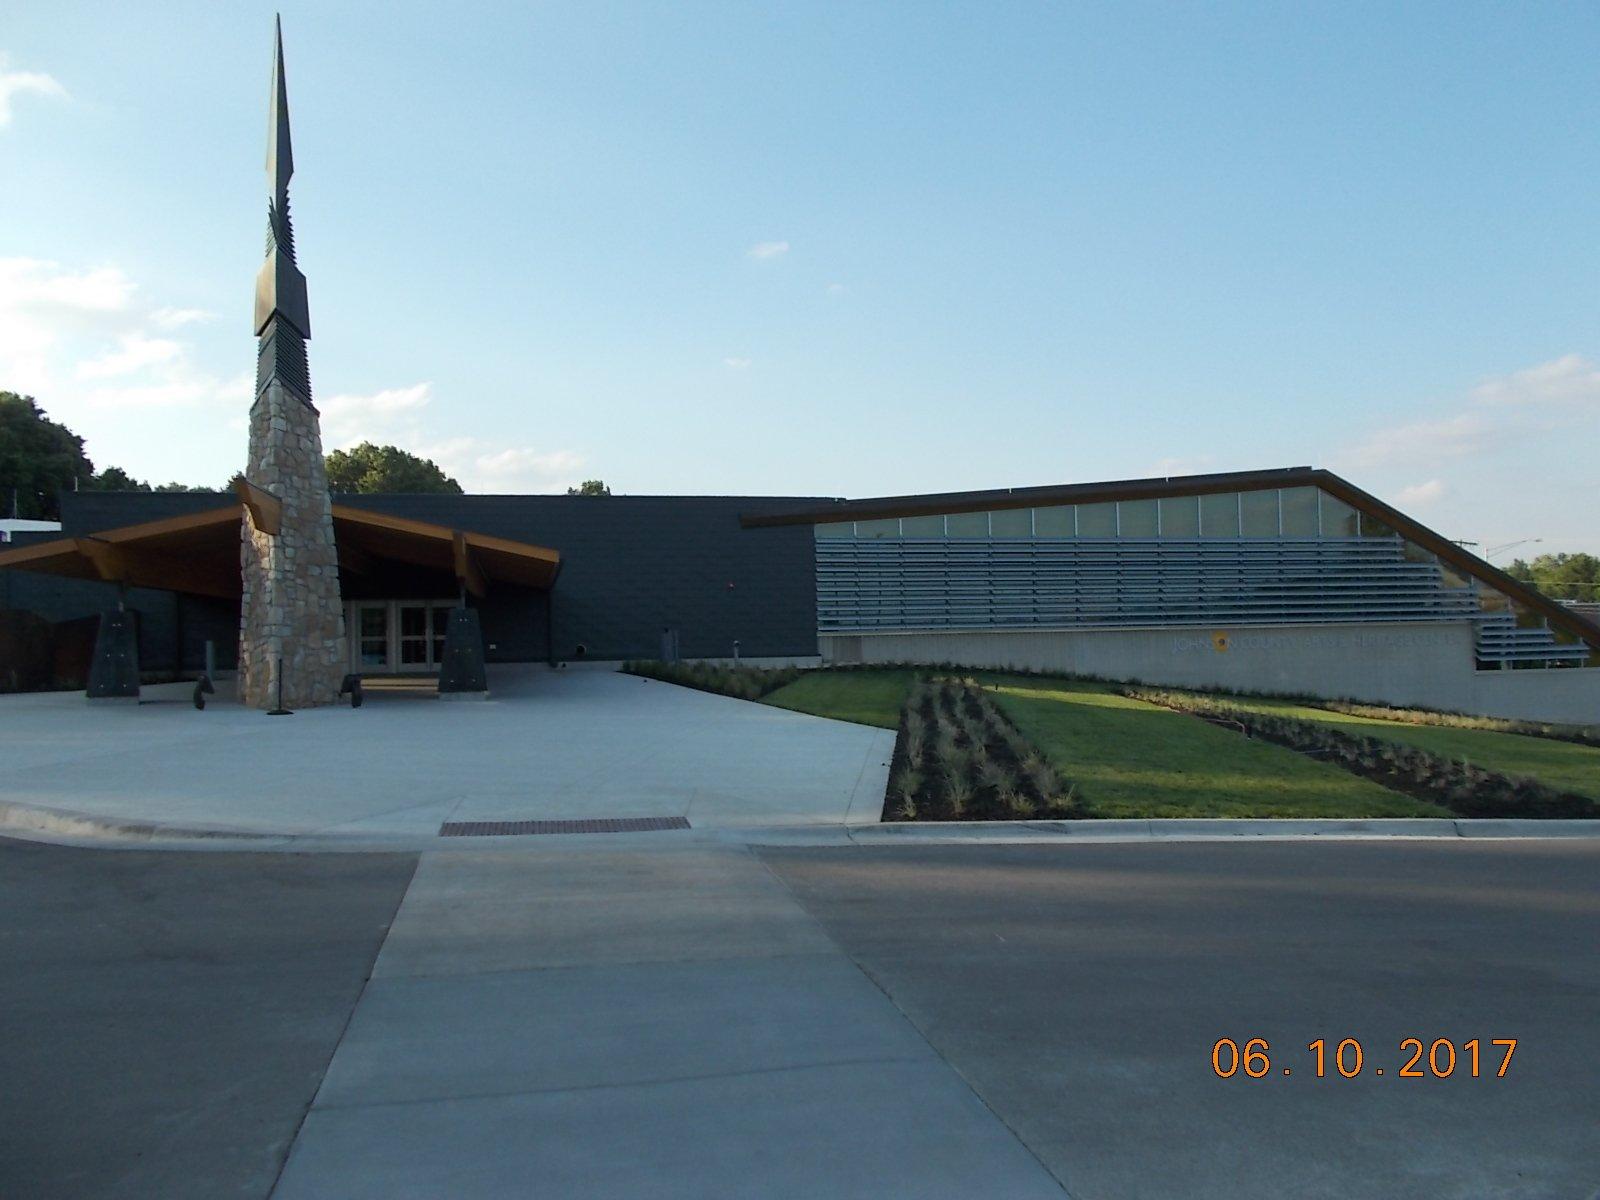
883,676 -> 1082,821
623,659 -> 802,701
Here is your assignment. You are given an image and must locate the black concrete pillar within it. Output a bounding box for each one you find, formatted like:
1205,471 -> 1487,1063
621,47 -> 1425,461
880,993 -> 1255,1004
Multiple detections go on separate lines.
437,607 -> 488,699
86,608 -> 140,702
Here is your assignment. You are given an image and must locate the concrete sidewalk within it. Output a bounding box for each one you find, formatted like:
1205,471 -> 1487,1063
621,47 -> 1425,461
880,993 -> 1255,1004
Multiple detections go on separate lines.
270,844 -> 1066,1199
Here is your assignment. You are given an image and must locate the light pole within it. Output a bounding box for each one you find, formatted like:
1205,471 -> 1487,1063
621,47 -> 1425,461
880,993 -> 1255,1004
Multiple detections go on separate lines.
1485,538 -> 1541,562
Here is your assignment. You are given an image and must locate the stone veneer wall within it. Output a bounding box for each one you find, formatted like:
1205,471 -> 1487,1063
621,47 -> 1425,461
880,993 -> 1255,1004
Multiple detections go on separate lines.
238,381 -> 347,708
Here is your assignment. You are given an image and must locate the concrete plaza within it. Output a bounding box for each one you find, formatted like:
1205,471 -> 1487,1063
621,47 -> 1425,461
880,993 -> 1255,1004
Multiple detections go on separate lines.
0,667 -> 894,840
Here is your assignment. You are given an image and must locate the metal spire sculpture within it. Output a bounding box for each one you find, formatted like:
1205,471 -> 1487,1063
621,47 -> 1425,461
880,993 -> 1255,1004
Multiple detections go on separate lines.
238,16 -> 347,712
254,14 -> 312,403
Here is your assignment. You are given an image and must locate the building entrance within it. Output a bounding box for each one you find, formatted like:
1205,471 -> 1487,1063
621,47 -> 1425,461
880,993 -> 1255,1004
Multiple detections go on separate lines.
348,600 -> 456,674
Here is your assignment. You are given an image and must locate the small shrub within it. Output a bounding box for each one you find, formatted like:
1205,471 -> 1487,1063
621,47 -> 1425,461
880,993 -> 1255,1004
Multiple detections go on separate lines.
978,759 -> 1011,794
1000,787 -> 1037,818
1022,753 -> 1060,803
943,765 -> 974,817
903,711 -> 926,768
889,767 -> 922,820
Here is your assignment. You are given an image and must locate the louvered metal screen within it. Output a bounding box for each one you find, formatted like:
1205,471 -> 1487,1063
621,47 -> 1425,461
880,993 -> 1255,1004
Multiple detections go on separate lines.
817,537 -> 1477,632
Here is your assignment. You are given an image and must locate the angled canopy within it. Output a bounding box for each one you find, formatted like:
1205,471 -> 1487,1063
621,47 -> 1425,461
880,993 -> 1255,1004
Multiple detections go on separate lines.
0,505 -> 245,598
0,500 -> 561,600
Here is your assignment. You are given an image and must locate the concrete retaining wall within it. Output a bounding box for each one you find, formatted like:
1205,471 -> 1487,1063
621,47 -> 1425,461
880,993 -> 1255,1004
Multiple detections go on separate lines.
821,622 -> 1600,725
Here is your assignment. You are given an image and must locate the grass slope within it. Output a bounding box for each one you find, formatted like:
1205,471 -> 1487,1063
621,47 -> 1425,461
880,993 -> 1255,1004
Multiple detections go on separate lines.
985,677 -> 1447,819
761,669 -> 915,729
1219,697 -> 1600,800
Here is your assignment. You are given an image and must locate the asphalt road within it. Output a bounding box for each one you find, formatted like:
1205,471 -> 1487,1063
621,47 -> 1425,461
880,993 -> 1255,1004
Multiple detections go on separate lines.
760,839 -> 1600,1199
5,835 -> 1597,1198
0,837 -> 416,1200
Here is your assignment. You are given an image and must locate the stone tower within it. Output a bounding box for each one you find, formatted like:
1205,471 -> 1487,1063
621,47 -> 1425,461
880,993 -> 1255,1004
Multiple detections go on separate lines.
238,18 -> 347,709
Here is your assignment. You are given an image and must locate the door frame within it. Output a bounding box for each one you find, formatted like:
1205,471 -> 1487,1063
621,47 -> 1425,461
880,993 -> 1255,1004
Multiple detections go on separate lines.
346,599 -> 459,675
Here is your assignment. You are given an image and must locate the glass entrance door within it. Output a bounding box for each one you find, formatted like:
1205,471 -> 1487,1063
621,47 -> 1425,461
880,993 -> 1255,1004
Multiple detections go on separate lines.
349,601 -> 457,674
354,603 -> 390,670
398,604 -> 431,668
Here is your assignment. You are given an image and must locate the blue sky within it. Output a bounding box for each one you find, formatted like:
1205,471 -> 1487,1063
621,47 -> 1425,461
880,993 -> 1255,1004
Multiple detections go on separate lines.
3,2 -> 1596,554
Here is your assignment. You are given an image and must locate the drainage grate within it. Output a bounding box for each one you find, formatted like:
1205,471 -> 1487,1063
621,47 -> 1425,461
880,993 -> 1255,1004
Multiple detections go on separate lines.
438,816 -> 691,838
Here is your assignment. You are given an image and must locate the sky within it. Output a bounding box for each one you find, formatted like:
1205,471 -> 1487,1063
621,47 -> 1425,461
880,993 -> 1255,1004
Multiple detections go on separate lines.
2,1 -> 1597,556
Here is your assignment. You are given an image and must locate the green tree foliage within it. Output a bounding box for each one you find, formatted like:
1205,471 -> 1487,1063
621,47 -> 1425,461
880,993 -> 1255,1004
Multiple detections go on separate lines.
324,442 -> 463,494
82,466 -> 148,492
1506,553 -> 1600,601
0,392 -> 92,519
80,467 -> 219,494
566,479 -> 611,496
0,392 -> 242,515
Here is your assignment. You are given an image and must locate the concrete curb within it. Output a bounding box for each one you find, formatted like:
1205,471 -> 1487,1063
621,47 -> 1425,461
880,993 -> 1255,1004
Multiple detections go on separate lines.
0,801 -> 285,846
846,817 -> 1600,844
3,795 -> 1599,853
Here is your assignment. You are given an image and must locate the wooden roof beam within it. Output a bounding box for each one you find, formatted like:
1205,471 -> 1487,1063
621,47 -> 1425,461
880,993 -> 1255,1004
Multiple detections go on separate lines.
453,530 -> 487,598
234,477 -> 283,536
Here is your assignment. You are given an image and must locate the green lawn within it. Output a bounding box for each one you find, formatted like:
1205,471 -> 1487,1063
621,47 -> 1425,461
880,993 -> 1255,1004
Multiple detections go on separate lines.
761,669 -> 915,730
1214,696 -> 1600,800
982,677 -> 1447,818
763,668 -> 1446,818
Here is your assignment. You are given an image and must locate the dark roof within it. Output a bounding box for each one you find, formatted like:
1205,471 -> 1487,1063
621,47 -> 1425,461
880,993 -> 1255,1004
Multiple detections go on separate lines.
738,466 -> 1600,653
737,466 -> 1314,527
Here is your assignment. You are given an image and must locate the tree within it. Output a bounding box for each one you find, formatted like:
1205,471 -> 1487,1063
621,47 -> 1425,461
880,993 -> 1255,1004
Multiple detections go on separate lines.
0,392 -> 93,519
566,479 -> 611,496
1507,553 -> 1600,602
83,466 -> 151,492
324,442 -> 463,494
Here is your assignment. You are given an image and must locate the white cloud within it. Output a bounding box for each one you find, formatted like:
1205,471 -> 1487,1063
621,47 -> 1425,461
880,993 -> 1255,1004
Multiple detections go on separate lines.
1472,353 -> 1600,408
421,436 -> 586,492
319,382 -> 434,448
722,357 -> 751,370
77,333 -> 183,380
0,257 -> 243,414
317,385 -> 586,492
1395,479 -> 1445,507
0,258 -> 140,391
747,240 -> 789,260
473,446 -> 584,480
1148,455 -> 1215,478
1342,412 -> 1491,469
0,257 -> 135,316
825,282 -> 846,295
150,306 -> 215,329
0,58 -> 67,128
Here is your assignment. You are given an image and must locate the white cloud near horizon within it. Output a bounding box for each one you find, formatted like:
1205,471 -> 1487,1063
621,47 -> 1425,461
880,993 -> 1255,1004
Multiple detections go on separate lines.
76,332 -> 183,380
421,435 -> 587,492
1342,353 -> 1599,474
1148,454 -> 1216,478
722,356 -> 751,370
1328,353 -> 1598,550
1471,353 -> 1600,408
321,382 -> 586,491
747,240 -> 789,260
0,57 -> 67,128
1342,411 -> 1492,469
1395,479 -> 1445,507
0,257 -> 240,410
319,382 -> 435,448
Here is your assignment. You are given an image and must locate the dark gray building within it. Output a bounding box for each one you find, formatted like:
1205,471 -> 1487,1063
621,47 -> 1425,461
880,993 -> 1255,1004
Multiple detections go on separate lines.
0,489 -> 822,678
